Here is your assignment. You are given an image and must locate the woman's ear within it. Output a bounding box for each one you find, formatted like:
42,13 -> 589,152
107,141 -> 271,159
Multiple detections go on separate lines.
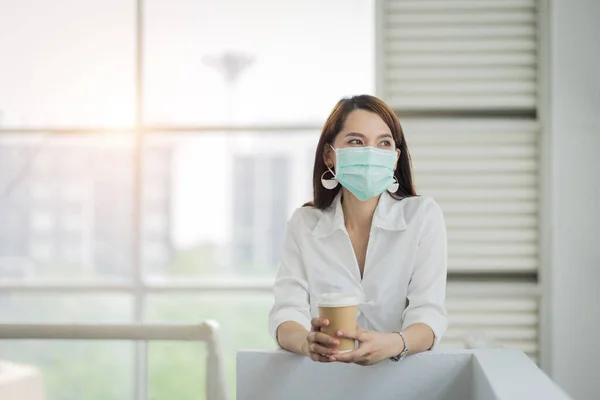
323,145 -> 335,169
394,149 -> 401,170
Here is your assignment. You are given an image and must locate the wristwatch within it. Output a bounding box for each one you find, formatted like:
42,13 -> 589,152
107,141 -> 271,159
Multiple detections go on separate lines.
390,331 -> 409,362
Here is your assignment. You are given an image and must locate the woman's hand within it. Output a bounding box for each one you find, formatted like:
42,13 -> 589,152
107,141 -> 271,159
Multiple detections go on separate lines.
302,317 -> 340,362
332,328 -> 404,366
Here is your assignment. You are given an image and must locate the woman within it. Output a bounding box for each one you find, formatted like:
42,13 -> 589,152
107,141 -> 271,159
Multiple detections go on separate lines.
269,94 -> 447,365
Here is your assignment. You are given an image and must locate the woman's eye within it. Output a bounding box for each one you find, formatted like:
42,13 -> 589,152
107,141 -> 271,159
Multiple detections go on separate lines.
380,140 -> 392,147
348,139 -> 363,145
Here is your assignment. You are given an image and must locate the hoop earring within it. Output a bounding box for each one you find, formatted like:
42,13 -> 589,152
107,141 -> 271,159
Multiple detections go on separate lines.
321,166 -> 338,190
387,176 -> 399,193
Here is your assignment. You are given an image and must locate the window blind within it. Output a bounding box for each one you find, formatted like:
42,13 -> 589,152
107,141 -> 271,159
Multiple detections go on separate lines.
377,0 -> 537,112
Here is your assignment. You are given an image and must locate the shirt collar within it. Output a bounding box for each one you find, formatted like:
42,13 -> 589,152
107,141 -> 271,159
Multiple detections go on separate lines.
311,191 -> 408,238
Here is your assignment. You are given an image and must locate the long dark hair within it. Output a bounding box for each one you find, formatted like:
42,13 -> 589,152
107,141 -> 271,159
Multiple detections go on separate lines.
307,95 -> 416,209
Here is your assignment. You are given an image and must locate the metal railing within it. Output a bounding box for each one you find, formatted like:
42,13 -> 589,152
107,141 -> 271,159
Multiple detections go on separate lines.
0,321 -> 229,400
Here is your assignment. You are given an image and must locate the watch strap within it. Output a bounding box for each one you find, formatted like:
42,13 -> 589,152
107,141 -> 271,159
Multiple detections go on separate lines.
390,331 -> 409,362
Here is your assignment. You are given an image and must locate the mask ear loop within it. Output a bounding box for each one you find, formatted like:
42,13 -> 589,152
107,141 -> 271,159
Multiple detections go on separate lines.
389,148 -> 401,193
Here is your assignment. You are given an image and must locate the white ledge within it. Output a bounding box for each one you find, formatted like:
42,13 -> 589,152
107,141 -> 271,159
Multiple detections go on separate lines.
237,349 -> 569,400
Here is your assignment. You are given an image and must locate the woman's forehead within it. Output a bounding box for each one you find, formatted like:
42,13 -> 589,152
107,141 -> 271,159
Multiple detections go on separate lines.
342,109 -> 390,133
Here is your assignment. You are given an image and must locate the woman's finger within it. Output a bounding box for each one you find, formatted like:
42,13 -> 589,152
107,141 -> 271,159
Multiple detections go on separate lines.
336,329 -> 367,341
312,332 -> 339,347
310,353 -> 334,363
333,347 -> 368,363
309,343 -> 338,356
310,317 -> 329,330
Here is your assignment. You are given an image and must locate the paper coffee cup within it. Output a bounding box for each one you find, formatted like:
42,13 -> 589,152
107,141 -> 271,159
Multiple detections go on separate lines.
317,293 -> 361,351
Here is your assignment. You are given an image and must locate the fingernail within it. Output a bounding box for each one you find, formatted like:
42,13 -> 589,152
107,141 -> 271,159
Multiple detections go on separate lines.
330,357 -> 336,361
337,331 -> 343,336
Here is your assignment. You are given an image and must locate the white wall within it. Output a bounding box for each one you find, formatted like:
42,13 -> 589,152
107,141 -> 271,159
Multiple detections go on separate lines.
546,0 -> 600,398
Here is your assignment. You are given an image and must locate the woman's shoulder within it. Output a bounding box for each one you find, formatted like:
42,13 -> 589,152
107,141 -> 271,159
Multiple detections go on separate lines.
388,195 -> 444,225
397,194 -> 441,211
286,204 -> 326,232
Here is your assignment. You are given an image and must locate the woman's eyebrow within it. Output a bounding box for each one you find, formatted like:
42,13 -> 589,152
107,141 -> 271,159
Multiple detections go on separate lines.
344,132 -> 366,138
345,132 -> 392,139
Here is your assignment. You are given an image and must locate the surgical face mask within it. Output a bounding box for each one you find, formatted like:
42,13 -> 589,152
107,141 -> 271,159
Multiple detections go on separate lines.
329,144 -> 397,201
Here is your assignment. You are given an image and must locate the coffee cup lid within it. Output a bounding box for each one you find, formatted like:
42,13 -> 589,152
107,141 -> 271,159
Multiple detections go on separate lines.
316,293 -> 361,307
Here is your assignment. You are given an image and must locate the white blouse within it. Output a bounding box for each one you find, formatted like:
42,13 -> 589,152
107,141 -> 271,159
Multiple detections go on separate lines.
269,191 -> 448,347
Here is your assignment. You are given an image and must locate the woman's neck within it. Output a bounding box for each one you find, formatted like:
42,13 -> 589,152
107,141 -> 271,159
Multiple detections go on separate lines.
341,189 -> 380,233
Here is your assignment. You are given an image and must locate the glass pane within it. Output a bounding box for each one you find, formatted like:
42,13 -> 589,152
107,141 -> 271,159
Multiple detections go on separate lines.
0,0 -> 135,127
142,132 -> 316,278
0,134 -> 135,280
0,294 -> 132,322
145,294 -> 274,399
0,294 -> 133,400
144,0 -> 374,125
0,341 -> 134,400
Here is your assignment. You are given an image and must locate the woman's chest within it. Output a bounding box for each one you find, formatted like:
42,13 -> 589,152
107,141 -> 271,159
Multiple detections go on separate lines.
347,230 -> 369,277
298,228 -> 418,299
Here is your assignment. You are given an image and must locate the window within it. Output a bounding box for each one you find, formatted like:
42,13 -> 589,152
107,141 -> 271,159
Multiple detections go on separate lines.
30,243 -> 55,262
143,0 -> 374,126
0,294 -> 134,399
61,184 -> 87,203
0,0 -> 375,398
30,212 -> 56,233
0,0 -> 135,128
30,182 -> 54,200
1,135 -> 135,281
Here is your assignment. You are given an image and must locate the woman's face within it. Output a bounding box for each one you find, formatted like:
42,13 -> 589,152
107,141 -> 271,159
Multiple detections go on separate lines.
324,109 -> 401,170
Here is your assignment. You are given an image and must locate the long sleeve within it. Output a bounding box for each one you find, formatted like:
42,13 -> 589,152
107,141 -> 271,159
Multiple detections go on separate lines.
401,199 -> 448,348
268,211 -> 312,342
